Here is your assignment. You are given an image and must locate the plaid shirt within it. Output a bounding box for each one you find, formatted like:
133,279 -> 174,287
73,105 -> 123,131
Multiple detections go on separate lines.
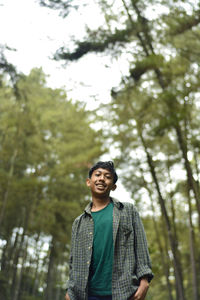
67,198 -> 153,300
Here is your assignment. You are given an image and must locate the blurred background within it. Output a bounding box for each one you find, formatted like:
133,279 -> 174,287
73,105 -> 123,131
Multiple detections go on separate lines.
0,0 -> 200,300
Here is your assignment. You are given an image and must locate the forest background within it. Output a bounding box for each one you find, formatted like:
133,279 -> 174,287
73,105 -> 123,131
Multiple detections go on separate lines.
0,0 -> 200,300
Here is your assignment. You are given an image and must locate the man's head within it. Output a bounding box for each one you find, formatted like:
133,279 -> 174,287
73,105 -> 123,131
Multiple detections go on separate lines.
87,161 -> 118,198
88,161 -> 118,184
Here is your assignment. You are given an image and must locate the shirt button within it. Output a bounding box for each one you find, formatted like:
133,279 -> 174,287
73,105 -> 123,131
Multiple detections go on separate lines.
87,261 -> 90,264
89,232 -> 92,234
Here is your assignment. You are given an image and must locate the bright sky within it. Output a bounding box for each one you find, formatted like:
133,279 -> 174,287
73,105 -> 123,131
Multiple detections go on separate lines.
0,0 -> 133,203
0,0 -> 127,108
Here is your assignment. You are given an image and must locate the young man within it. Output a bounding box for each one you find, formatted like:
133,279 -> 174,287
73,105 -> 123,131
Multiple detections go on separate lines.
65,161 -> 153,300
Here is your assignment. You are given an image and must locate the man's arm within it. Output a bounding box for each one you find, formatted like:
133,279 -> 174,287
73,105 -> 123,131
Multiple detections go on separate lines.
65,292 -> 71,300
130,277 -> 149,300
65,219 -> 77,300
130,207 -> 153,300
133,207 -> 153,282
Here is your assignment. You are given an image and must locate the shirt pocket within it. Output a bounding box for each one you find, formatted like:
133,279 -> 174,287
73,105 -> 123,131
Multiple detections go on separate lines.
119,223 -> 134,246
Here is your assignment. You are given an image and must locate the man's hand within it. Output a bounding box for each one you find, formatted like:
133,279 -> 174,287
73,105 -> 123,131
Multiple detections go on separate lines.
65,292 -> 70,300
130,278 -> 149,300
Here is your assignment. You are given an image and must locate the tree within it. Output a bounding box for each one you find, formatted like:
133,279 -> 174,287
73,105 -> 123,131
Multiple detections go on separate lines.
0,68 -> 103,300
0,44 -> 18,84
38,1 -> 200,299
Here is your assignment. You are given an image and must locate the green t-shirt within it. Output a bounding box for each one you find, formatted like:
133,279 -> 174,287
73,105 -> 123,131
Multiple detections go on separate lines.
88,202 -> 114,296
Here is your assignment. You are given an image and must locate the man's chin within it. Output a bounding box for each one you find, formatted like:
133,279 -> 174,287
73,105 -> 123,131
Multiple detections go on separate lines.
93,190 -> 110,197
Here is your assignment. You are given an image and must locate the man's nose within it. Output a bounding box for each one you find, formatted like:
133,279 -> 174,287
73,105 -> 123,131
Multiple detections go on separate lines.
99,174 -> 105,181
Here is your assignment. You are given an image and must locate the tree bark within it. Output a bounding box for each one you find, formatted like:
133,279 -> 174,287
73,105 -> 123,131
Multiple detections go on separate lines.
45,237 -> 56,300
127,0 -> 200,230
187,187 -> 199,300
167,164 -> 179,248
175,124 -> 200,229
0,233 -> 11,272
11,210 -> 28,298
13,238 -> 29,300
142,175 -> 174,300
0,148 -> 18,229
138,128 -> 186,300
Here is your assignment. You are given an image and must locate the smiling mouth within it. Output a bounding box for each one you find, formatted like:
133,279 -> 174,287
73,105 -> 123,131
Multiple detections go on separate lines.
96,184 -> 106,188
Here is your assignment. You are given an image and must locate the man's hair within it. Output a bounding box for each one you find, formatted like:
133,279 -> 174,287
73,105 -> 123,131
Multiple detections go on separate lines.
88,161 -> 118,184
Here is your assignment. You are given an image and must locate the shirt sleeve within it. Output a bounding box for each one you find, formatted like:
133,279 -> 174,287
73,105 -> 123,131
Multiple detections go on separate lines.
66,219 -> 76,292
133,207 -> 154,282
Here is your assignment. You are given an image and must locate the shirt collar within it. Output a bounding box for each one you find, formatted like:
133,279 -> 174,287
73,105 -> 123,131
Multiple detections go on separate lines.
84,197 -> 124,215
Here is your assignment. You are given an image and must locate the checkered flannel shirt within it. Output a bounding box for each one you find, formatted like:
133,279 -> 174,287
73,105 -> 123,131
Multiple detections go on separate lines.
67,198 -> 153,300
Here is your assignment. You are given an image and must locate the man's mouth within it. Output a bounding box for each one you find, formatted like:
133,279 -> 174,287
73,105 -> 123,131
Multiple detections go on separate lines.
96,184 -> 106,188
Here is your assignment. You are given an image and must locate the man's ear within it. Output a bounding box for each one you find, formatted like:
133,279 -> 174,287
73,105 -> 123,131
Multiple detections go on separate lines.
111,184 -> 117,191
86,178 -> 91,187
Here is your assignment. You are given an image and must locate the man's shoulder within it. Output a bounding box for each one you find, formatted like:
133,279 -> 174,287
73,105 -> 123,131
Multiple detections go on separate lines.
112,197 -> 137,212
122,201 -> 135,208
121,202 -> 138,218
73,212 -> 85,224
72,202 -> 91,223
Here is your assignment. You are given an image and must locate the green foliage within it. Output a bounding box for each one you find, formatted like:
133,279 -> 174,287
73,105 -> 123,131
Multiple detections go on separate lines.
5,0 -> 200,299
0,44 -> 18,84
54,27 -> 135,61
0,272 -> 10,300
130,54 -> 164,81
38,0 -> 76,17
0,68 -> 103,300
164,7 -> 200,36
48,0 -> 200,299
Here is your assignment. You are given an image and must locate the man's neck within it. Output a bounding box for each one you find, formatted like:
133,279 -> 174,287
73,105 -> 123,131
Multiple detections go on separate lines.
91,196 -> 111,212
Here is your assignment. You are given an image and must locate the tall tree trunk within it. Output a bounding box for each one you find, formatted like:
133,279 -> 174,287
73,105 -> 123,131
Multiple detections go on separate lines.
13,238 -> 29,300
161,218 -> 177,300
0,149 -> 18,229
32,263 -> 41,296
151,204 -> 174,300
11,210 -> 28,298
11,231 -> 25,298
118,2 -> 196,299
187,187 -> 199,300
55,286 -> 61,300
0,233 -> 11,272
122,91 -> 185,299
32,251 -> 48,298
175,124 -> 200,229
45,237 -> 56,300
6,228 -> 21,283
126,0 -> 200,230
142,175 -> 174,300
138,128 -> 186,300
26,233 -> 41,295
193,150 -> 200,195
167,164 -> 179,248
32,243 -> 43,296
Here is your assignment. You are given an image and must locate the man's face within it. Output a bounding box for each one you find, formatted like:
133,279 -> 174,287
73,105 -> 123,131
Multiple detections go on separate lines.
86,168 -> 116,197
